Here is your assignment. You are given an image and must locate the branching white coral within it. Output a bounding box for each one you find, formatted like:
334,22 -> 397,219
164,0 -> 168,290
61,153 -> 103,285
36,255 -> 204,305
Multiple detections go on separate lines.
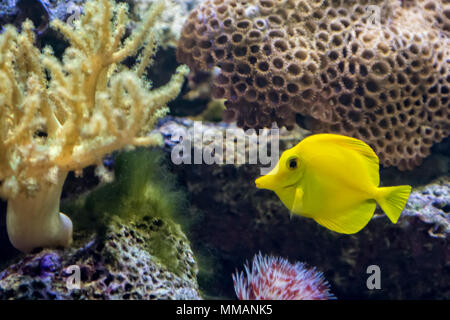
0,0 -> 189,252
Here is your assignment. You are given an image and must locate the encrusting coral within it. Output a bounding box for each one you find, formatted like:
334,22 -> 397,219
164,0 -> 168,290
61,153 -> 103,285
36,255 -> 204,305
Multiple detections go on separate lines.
0,0 -> 189,253
177,0 -> 449,170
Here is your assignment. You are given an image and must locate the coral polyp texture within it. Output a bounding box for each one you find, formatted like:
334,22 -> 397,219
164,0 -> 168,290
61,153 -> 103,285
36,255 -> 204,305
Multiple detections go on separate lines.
0,0 -> 188,252
177,0 -> 450,170
232,253 -> 334,300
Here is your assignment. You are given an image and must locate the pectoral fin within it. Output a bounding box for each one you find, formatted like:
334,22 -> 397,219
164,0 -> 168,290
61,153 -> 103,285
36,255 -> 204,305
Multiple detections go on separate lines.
289,186 -> 304,217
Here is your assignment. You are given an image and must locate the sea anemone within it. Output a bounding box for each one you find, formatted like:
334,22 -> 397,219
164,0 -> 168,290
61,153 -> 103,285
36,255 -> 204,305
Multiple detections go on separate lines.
232,253 -> 335,300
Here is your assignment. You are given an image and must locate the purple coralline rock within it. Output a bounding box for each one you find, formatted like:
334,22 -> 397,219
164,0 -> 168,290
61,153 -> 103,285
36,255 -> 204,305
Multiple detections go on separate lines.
402,180 -> 450,238
0,253 -> 59,280
39,253 -> 61,275
0,0 -> 82,32
0,217 -> 201,300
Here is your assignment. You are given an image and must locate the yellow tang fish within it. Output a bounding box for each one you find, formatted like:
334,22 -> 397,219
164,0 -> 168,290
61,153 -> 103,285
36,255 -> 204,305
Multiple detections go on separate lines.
255,134 -> 412,234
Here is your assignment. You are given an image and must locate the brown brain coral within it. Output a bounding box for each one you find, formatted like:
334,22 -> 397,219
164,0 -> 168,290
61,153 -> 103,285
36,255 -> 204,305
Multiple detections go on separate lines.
177,0 -> 450,170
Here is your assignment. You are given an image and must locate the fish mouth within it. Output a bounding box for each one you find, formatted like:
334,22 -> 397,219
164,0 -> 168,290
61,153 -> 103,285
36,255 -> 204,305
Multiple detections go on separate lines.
255,176 -> 267,189
255,175 -> 278,190
255,175 -> 300,191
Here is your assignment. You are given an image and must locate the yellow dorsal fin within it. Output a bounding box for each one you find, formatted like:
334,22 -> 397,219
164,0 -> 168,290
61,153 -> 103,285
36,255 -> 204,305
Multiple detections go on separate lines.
302,134 -> 380,185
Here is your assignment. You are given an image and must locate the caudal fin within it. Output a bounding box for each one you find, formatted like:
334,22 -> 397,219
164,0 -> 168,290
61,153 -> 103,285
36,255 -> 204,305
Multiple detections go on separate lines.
376,186 -> 412,224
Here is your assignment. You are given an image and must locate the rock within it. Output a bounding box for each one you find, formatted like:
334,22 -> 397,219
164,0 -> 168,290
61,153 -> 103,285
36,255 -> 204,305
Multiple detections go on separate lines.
132,0 -> 204,48
0,117 -> 448,300
157,118 -> 450,299
0,215 -> 201,300
0,0 -> 202,46
0,0 -> 85,33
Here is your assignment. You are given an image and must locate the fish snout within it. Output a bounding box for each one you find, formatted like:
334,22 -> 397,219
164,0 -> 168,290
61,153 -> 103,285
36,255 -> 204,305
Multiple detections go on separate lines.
255,177 -> 263,189
255,175 -> 275,191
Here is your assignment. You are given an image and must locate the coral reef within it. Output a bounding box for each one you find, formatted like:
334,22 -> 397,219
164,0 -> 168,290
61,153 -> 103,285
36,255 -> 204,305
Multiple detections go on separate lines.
0,0 -> 447,302
233,252 -> 334,300
158,119 -> 449,299
0,215 -> 200,300
177,0 -> 449,170
0,0 -> 188,252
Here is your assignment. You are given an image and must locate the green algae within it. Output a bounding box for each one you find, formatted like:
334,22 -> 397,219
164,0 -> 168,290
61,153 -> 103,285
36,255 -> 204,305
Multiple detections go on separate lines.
62,148 -> 192,277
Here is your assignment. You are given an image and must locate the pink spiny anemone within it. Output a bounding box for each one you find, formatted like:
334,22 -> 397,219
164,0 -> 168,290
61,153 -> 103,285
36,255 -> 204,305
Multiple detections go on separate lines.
232,252 -> 335,300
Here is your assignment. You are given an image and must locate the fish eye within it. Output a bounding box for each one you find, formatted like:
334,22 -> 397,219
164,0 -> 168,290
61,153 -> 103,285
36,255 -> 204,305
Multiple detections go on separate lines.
287,157 -> 298,170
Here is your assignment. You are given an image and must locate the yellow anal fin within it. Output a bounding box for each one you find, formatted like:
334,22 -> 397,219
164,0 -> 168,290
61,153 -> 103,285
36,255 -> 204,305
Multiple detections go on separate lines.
314,200 -> 377,234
